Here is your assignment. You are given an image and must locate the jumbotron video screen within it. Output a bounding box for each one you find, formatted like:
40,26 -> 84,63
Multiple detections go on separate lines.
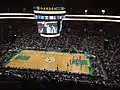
37,21 -> 58,34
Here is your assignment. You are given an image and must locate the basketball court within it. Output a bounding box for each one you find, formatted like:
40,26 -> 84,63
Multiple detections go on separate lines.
5,50 -> 94,74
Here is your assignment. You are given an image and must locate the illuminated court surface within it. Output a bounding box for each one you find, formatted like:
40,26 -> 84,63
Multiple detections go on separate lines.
6,50 -> 93,74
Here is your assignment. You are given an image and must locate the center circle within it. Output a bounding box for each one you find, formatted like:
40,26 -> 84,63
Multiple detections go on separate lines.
46,57 -> 55,63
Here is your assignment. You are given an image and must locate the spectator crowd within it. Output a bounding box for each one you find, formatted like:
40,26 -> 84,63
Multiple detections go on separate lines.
0,20 -> 120,88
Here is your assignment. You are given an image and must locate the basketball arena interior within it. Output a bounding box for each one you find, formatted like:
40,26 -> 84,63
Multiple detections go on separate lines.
0,0 -> 120,90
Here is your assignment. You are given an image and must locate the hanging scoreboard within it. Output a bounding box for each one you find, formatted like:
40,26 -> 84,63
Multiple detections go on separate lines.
33,6 -> 66,37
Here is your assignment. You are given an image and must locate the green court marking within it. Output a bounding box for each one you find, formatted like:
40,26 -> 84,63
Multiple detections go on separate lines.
72,59 -> 77,64
81,60 -> 88,65
87,60 -> 90,67
89,67 -> 95,74
14,55 -> 31,61
5,49 -> 95,74
5,50 -> 22,67
72,60 -> 88,65
5,53 -> 20,67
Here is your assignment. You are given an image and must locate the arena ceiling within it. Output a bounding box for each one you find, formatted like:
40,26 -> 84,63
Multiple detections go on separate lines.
32,0 -> 119,10
0,0 -> 119,9
0,0 -> 119,15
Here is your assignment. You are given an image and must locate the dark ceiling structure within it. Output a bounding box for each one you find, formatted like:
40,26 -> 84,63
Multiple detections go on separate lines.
0,0 -> 119,15
32,0 -> 119,10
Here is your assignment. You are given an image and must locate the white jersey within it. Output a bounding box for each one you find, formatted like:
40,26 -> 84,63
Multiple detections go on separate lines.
38,28 -> 43,33
51,26 -> 57,33
46,26 -> 51,33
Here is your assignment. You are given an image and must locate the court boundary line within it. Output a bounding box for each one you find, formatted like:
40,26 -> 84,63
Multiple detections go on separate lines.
5,49 -> 95,74
5,54 -> 20,67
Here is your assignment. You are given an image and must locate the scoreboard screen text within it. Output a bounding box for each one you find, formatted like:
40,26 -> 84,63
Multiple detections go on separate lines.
33,7 -> 65,11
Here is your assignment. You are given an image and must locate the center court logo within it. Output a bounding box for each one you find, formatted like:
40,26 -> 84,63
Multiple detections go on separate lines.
45,57 -> 55,62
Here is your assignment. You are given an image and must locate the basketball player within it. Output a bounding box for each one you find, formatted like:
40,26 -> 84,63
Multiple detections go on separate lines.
67,63 -> 69,71
79,56 -> 82,70
57,64 -> 59,70
44,23 -> 51,33
38,23 -> 43,33
51,25 -> 57,33
39,28 -> 43,33
79,56 -> 81,61
46,25 -> 51,33
70,59 -> 72,65
76,58 -> 79,66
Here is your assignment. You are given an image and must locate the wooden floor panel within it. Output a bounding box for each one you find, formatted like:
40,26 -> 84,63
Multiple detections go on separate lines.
7,50 -> 90,74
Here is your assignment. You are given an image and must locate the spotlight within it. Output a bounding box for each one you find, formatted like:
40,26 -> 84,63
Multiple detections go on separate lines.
85,10 -> 88,13
37,6 -> 40,10
101,10 -> 105,14
14,34 -> 17,37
